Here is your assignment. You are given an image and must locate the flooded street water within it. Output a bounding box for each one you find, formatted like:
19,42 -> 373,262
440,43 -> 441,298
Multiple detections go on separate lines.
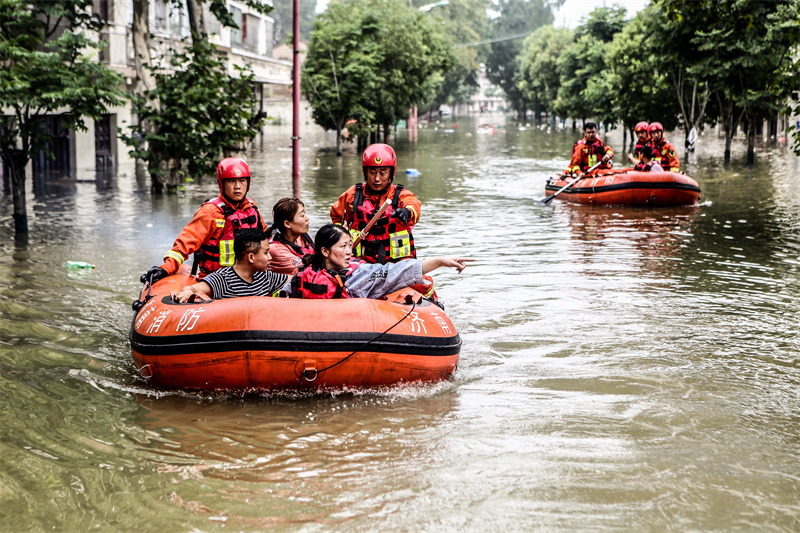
2,117 -> 799,531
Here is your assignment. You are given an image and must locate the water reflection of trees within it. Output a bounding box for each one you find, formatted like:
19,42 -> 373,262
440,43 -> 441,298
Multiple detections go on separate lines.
563,205 -> 701,276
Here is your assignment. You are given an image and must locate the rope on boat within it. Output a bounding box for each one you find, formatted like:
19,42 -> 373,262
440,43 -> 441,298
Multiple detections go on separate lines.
297,299 -> 418,390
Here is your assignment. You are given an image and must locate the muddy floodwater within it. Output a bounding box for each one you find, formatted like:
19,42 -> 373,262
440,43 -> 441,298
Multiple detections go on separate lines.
1,116 -> 799,531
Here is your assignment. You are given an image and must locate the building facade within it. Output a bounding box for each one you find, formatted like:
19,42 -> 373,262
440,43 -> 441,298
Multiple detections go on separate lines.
11,0 -> 294,183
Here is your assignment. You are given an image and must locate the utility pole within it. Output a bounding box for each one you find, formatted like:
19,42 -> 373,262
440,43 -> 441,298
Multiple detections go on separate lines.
292,0 -> 301,198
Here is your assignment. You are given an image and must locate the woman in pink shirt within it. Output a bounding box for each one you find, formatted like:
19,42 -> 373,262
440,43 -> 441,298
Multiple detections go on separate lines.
267,198 -> 315,275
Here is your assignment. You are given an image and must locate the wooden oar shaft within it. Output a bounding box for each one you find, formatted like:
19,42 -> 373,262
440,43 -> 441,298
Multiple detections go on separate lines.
352,198 -> 391,247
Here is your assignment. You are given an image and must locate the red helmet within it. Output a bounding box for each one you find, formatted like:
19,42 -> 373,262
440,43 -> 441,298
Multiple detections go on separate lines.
362,143 -> 397,181
216,157 -> 250,193
635,121 -> 649,133
647,122 -> 664,134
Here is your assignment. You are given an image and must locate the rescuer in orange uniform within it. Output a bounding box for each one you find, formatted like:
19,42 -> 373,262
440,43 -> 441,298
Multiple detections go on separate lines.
646,122 -> 680,172
330,143 -> 421,264
627,121 -> 650,164
140,157 -> 268,284
565,122 -> 614,176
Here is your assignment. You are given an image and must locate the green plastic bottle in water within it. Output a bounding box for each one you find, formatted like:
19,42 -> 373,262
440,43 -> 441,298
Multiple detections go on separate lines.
66,261 -> 95,269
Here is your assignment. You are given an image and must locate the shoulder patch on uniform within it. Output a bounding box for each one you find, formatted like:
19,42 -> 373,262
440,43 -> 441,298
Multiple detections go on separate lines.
669,150 -> 675,157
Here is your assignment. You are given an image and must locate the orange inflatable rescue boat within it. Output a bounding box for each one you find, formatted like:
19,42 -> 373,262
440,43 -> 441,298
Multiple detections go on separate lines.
130,269 -> 460,391
545,169 -> 701,206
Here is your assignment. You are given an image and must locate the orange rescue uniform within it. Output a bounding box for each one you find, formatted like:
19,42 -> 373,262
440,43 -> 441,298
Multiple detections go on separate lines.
565,138 -> 614,175
330,184 -> 421,229
159,194 -> 267,276
648,139 -> 680,172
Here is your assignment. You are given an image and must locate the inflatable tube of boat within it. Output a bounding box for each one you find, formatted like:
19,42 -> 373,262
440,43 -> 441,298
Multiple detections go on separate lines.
544,169 -> 701,206
130,271 -> 461,391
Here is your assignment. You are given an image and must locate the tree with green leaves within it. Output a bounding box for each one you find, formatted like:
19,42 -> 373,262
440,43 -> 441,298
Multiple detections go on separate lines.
424,0 -> 491,108
554,6 -> 627,128
518,25 -> 572,122
301,2 -> 381,156
652,0 -> 800,163
271,0 -> 316,44
0,0 -> 125,234
368,1 -> 454,135
302,0 -> 453,155
605,10 -> 679,146
486,0 -> 556,119
121,38 -> 265,193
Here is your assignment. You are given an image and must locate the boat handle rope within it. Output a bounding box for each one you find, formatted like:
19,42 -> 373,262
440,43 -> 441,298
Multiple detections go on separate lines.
132,273 -> 157,312
297,299 -> 417,390
138,364 -> 154,380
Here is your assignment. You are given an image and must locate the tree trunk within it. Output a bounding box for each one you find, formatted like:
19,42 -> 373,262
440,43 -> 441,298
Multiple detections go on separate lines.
336,126 -> 342,157
186,0 -> 206,38
167,158 -> 180,193
132,0 -> 156,94
622,127 -> 627,153
7,149 -> 29,234
746,122 -> 756,165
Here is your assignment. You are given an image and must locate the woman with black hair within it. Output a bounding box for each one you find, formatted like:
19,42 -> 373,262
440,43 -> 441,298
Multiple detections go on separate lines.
291,224 -> 472,300
266,198 -> 315,275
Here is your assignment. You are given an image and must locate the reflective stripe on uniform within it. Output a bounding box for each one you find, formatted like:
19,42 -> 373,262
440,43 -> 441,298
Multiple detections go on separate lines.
219,239 -> 235,266
349,228 -> 362,257
165,250 -> 185,264
215,219 -> 225,228
389,230 -> 412,259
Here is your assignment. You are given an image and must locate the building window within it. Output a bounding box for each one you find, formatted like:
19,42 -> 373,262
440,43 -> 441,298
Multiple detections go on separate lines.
230,6 -> 243,46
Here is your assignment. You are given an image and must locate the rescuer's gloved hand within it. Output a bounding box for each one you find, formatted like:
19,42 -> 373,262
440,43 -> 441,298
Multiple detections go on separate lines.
393,208 -> 412,225
140,266 -> 167,284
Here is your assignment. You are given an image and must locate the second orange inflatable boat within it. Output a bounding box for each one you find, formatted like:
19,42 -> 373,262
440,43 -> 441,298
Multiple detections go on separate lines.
545,169 -> 701,206
130,270 -> 461,391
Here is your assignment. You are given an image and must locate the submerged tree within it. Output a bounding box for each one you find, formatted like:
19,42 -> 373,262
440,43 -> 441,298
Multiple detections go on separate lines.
0,0 -> 124,234
605,11 -> 679,143
302,0 -> 453,155
554,6 -> 627,128
121,38 -> 265,192
518,25 -> 572,123
650,0 -> 800,162
427,0 -> 491,109
485,0 -> 556,120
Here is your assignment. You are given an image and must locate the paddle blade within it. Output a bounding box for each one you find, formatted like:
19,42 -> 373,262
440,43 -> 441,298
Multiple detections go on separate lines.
537,195 -> 556,206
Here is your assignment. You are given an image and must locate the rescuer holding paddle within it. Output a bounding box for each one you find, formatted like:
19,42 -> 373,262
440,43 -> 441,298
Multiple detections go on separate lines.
139,157 -> 268,284
330,143 -> 421,264
565,122 -> 614,176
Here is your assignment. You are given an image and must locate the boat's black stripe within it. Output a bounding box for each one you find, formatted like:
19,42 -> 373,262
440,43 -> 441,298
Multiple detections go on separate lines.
545,181 -> 701,194
130,328 -> 462,357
